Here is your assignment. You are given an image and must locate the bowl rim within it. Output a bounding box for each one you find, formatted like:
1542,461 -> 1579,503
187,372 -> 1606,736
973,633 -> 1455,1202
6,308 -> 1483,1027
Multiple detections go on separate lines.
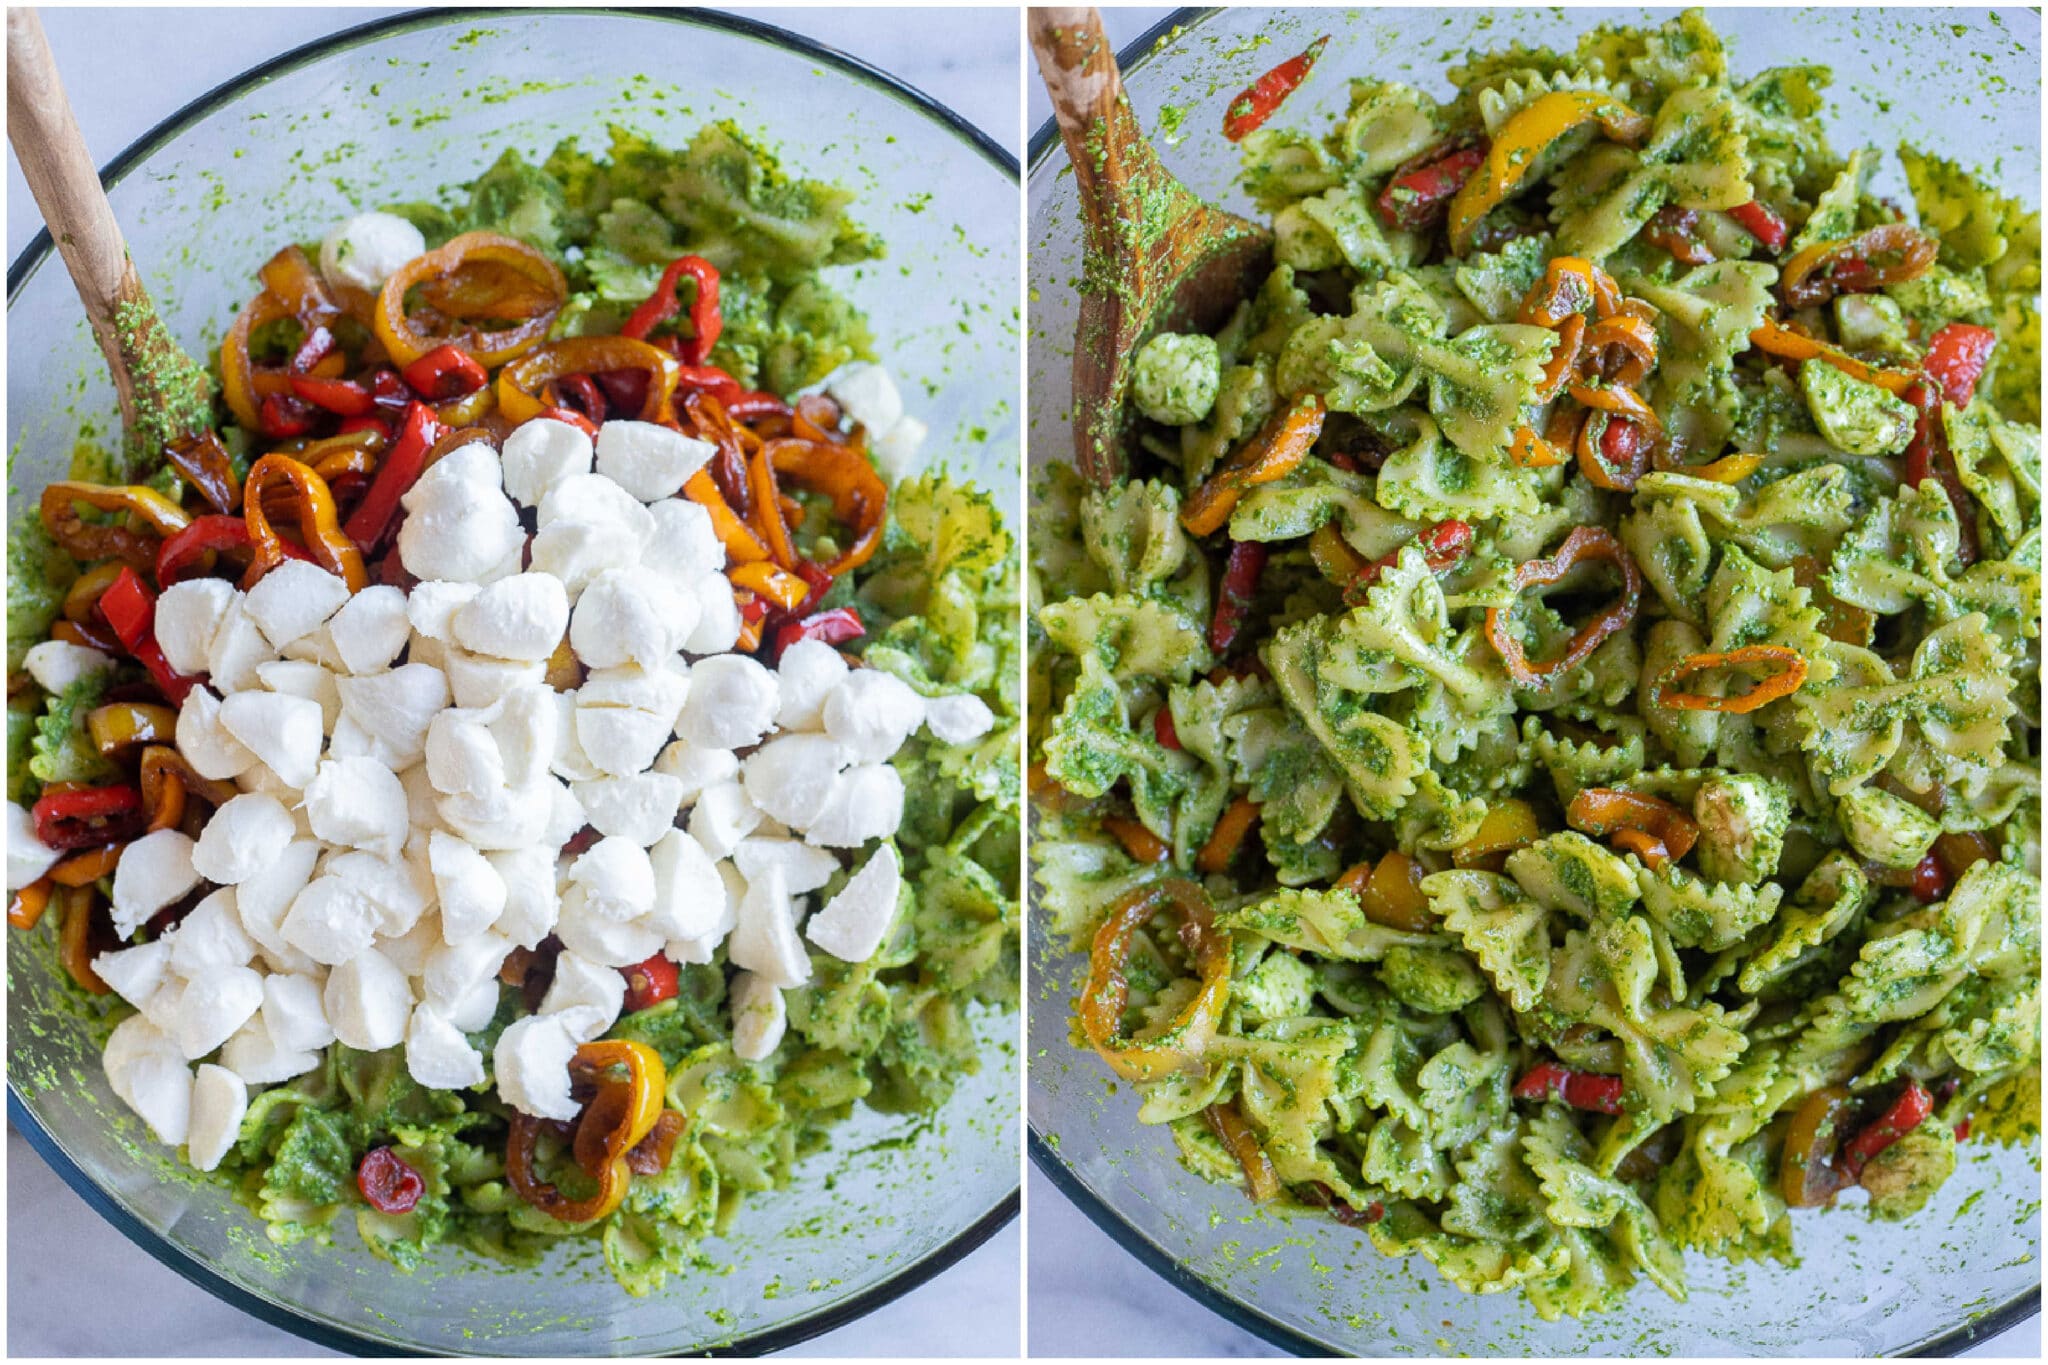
7,5 -> 1018,1356
1025,5 -> 2040,1357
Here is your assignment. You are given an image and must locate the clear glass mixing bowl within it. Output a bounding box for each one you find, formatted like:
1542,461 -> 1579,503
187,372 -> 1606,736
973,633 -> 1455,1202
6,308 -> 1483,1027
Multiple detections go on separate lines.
1027,6 -> 2040,1355
8,8 -> 1018,1354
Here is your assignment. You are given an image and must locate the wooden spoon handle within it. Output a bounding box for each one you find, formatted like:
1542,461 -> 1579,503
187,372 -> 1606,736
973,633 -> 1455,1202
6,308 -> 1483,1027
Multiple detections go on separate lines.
1027,7 -> 1168,230
8,7 -> 208,455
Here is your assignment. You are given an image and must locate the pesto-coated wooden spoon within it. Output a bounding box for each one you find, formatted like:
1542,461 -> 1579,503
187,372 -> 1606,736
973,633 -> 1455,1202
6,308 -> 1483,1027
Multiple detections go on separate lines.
8,7 -> 212,471
1028,6 -> 1272,487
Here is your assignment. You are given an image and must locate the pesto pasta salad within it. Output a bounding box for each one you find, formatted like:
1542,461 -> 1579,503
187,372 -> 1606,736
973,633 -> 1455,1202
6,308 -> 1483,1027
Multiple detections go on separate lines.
8,125 -> 1019,1291
1031,9 -> 2039,1319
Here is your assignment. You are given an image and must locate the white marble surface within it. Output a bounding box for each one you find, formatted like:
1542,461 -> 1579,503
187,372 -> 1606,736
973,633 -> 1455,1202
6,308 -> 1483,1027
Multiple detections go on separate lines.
4,7 -> 1017,1358
1024,5 -> 2038,1361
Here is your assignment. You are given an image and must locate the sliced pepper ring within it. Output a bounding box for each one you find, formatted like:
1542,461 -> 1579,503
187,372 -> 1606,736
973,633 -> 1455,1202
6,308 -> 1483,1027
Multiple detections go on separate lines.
1580,312 -> 1659,388
1649,644 -> 1810,714
507,1039 -> 667,1225
220,289 -> 298,433
241,454 -> 367,592
766,436 -> 889,577
1080,877 -> 1232,1082
496,335 -> 681,428
1509,424 -> 1569,469
1534,312 -> 1587,402
1779,223 -> 1937,308
374,231 -> 566,368
1484,525 -> 1642,686
1203,1100 -> 1280,1202
1520,256 -> 1622,326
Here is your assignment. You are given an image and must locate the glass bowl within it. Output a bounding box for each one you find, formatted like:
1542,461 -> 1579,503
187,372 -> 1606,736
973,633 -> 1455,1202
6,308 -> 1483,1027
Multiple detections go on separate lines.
8,8 -> 1018,1355
1027,6 -> 2040,1355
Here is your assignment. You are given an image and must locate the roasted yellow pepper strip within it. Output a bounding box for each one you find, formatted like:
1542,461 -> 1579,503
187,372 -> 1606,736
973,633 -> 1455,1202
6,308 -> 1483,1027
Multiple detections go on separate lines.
40,482 -> 194,573
1449,92 -> 1651,254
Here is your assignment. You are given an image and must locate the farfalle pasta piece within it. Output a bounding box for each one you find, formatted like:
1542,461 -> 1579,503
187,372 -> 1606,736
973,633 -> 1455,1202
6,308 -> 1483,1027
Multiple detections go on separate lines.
1425,868 -> 1552,1011
1504,831 -> 1641,922
1545,915 -> 1753,1126
1798,615 -> 2017,797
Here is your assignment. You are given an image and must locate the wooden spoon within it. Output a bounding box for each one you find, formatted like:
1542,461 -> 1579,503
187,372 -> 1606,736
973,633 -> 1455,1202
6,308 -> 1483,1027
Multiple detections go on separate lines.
1028,6 -> 1272,488
8,7 -> 212,473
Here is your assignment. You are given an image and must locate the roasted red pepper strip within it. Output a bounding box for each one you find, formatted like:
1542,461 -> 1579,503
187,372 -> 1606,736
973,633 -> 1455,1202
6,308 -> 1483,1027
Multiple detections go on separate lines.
358,1147 -> 425,1214
1842,1081 -> 1932,1177
1222,35 -> 1329,141
1899,379 -> 1979,566
402,343 -> 490,400
1153,707 -> 1182,750
96,568 -> 201,703
1344,520 -> 1472,604
97,568 -> 155,650
287,374 -> 376,417
32,785 -> 146,851
1375,143 -> 1488,231
258,394 -> 317,440
342,401 -> 441,552
620,953 -> 679,1012
535,405 -> 600,439
158,515 -> 310,585
1209,540 -> 1268,654
1922,323 -> 1997,408
1727,200 -> 1789,252
622,256 -> 724,366
1514,1060 -> 1625,1115
772,606 -> 865,658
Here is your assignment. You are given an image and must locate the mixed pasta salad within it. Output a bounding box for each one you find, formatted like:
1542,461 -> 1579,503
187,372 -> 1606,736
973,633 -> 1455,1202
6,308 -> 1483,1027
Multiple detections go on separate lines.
8,124 -> 1019,1292
1032,10 -> 2039,1318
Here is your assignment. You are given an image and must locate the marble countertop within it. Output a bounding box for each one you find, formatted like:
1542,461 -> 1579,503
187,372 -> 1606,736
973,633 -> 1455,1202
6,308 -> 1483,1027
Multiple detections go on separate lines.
1024,6 -> 2037,1360
4,7 -> 1015,1358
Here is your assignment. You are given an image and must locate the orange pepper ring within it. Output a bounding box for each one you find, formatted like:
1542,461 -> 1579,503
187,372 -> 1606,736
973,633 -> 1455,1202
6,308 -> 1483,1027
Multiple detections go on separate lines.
1103,814 -> 1171,864
766,437 -> 889,576
241,454 -> 367,592
495,335 -> 681,428
1685,452 -> 1763,483
1195,795 -> 1261,875
1484,526 -> 1642,686
1080,878 -> 1232,1082
374,230 -> 566,369
1580,313 -> 1659,388
1650,644 -> 1811,714
1204,1100 -> 1280,1202
1748,317 -> 1916,396
1521,256 -> 1622,326
1566,380 -> 1662,437
220,289 -> 297,433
